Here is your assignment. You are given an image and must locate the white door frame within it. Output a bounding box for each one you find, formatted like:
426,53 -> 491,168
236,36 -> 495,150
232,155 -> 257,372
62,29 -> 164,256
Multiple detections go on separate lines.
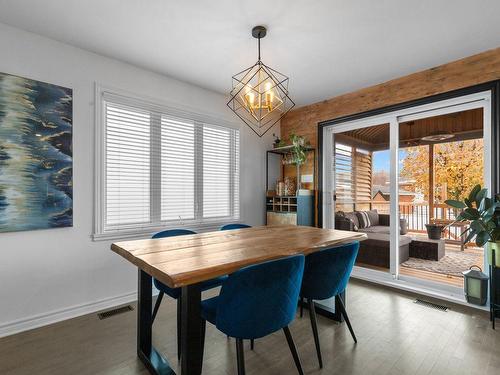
322,90 -> 492,301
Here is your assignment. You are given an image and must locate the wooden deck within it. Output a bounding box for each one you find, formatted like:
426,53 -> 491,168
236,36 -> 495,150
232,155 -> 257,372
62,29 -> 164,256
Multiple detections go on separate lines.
399,265 -> 465,287
358,242 -> 484,288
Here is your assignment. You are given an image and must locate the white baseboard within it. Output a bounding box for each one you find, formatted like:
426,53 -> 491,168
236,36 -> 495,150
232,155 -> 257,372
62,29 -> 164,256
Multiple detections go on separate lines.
0,291 -> 138,338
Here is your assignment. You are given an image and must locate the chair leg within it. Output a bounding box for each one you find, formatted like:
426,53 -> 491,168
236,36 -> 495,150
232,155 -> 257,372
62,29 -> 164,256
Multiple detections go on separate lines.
151,291 -> 164,323
335,295 -> 357,343
236,338 -> 246,375
308,298 -> 323,368
283,326 -> 304,375
300,296 -> 304,318
177,297 -> 182,360
200,319 -> 206,369
250,339 -> 254,350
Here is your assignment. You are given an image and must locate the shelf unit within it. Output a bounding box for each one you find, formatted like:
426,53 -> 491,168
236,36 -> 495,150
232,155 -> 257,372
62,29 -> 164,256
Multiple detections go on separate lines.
265,145 -> 316,227
266,196 -> 298,213
265,145 -> 316,192
266,193 -> 313,226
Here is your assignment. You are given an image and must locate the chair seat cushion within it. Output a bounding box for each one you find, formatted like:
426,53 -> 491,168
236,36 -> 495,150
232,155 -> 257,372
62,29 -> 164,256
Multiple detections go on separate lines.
201,296 -> 219,324
154,275 -> 228,299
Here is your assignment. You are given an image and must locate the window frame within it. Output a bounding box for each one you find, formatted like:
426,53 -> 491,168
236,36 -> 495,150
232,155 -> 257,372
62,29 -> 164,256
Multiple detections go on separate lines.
94,84 -> 241,241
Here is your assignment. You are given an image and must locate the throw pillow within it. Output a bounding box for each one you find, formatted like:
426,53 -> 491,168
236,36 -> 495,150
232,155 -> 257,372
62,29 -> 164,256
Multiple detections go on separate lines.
356,211 -> 371,229
344,212 -> 360,229
366,209 -> 379,226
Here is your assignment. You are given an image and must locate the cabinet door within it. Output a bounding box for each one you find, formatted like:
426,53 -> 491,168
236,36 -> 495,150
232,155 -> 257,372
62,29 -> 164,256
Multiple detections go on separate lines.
297,195 -> 314,226
267,212 -> 297,225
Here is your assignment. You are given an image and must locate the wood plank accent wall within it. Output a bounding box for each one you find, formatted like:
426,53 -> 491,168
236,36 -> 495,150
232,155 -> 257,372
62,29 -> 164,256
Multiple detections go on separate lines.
280,47 -> 500,187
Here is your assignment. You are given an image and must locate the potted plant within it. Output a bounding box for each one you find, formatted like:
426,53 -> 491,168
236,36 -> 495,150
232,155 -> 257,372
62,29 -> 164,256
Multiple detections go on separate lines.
289,133 -> 308,192
445,185 -> 500,265
272,133 -> 286,149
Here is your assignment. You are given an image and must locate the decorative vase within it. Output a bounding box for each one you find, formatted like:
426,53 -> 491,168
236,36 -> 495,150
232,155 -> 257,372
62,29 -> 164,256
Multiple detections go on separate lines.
276,181 -> 285,196
487,241 -> 500,265
284,177 -> 296,196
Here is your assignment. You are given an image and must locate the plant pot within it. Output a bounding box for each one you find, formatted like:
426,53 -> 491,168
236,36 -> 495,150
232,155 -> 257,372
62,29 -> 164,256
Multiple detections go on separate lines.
425,224 -> 444,240
487,241 -> 500,266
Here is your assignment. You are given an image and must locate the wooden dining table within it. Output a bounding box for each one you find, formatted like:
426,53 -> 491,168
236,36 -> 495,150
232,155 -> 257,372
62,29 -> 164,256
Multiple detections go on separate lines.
111,225 -> 366,375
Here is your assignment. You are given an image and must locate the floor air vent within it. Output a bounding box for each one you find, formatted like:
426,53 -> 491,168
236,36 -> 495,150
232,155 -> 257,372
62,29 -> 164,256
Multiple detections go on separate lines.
414,299 -> 449,312
98,305 -> 134,320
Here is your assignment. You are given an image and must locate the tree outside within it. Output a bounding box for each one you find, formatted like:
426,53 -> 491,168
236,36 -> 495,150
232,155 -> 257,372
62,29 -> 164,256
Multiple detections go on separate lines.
399,139 -> 484,203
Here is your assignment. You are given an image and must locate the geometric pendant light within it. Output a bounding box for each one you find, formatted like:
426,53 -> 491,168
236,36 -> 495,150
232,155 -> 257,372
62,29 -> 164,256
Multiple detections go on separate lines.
227,26 -> 295,137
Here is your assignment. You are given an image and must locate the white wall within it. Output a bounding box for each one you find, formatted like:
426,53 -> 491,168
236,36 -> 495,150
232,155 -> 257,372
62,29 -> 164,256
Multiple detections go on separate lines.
0,22 -> 275,336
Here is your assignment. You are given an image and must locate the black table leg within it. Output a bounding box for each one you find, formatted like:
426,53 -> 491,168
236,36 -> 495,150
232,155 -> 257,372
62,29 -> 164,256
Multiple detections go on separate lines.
137,269 -> 176,375
181,283 -> 204,375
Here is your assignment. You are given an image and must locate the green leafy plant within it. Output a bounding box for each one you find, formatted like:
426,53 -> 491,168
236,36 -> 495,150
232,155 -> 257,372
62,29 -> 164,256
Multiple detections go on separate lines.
290,133 -> 308,166
272,133 -> 286,148
445,184 -> 500,246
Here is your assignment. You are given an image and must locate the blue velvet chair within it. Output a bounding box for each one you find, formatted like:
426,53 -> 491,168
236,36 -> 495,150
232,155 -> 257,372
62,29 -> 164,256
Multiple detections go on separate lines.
219,223 -> 252,230
151,229 -> 227,360
201,255 -> 306,375
300,242 -> 360,368
220,222 -> 255,347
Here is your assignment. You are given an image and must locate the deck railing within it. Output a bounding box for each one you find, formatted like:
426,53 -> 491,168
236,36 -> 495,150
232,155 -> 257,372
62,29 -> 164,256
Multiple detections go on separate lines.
339,200 -> 466,242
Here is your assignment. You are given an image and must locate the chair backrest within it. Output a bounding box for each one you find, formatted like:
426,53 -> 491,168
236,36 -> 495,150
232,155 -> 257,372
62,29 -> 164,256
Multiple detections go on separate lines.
152,228 -> 196,239
219,223 -> 252,231
215,254 -> 305,339
300,242 -> 359,301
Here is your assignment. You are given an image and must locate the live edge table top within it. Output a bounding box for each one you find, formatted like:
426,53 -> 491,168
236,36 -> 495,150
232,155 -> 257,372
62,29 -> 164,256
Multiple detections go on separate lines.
111,225 -> 367,289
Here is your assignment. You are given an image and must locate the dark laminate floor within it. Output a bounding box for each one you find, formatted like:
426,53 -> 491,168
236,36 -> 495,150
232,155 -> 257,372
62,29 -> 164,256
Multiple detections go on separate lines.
1,279 -> 499,375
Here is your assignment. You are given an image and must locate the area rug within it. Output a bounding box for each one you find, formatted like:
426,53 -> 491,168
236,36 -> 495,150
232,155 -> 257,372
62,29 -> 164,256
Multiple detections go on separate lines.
401,251 -> 483,277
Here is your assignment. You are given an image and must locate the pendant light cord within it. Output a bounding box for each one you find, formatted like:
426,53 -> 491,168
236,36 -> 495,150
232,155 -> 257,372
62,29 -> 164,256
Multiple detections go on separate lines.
258,35 -> 261,61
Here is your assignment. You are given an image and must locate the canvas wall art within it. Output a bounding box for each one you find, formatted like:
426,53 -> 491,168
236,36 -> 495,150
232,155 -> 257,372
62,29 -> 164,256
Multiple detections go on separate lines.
0,72 -> 72,232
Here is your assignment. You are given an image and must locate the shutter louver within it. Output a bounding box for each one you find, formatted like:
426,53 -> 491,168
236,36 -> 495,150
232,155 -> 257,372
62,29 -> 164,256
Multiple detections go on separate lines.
334,143 -> 354,210
203,125 -> 233,218
105,103 -> 151,229
161,116 -> 195,221
334,143 -> 373,212
233,131 -> 240,219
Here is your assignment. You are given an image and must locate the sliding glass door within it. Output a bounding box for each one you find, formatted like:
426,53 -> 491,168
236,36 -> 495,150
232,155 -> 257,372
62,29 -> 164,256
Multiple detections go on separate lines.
397,104 -> 488,290
322,91 -> 492,296
331,122 -> 394,276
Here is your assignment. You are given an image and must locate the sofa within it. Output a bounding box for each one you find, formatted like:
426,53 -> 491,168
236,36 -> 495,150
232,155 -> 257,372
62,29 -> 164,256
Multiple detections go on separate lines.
335,210 -> 411,268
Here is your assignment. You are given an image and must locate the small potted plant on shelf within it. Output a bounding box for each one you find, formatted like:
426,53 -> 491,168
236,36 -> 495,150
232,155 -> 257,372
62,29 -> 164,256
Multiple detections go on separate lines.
272,133 -> 286,149
445,185 -> 500,265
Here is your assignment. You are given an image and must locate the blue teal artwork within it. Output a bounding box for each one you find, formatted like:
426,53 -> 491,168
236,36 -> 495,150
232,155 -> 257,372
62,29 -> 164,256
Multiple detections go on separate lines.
0,72 -> 72,232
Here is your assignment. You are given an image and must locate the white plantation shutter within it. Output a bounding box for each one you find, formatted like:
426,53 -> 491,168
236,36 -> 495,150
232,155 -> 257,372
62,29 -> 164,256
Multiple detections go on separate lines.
233,131 -> 240,219
161,116 -> 195,221
105,103 -> 150,228
98,93 -> 240,237
203,125 -> 232,218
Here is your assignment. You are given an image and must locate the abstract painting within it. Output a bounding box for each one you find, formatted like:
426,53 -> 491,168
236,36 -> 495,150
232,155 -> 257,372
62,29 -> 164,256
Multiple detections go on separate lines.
0,72 -> 72,232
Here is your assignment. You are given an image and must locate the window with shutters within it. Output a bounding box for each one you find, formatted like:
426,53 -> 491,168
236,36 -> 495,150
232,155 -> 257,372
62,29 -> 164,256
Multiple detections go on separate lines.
94,89 -> 240,240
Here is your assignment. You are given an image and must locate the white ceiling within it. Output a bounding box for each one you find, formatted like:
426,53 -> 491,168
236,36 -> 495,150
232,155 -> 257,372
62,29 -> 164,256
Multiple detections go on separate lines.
1,0 -> 499,107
